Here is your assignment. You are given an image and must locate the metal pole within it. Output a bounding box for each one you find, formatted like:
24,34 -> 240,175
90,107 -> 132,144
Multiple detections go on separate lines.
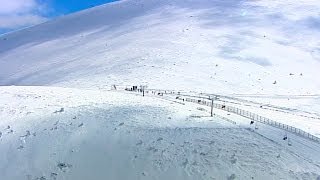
211,98 -> 214,117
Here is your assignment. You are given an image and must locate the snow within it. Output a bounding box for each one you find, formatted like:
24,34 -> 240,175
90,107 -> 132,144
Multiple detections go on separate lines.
0,86 -> 320,180
0,0 -> 319,95
0,0 -> 320,179
214,96 -> 320,137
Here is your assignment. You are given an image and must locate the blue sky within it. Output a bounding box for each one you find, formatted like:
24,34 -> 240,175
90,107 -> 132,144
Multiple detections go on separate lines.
0,0 -> 117,34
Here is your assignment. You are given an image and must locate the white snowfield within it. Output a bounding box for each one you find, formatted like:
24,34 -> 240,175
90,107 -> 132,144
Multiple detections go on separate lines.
0,0 -> 320,95
0,0 -> 320,179
0,86 -> 320,180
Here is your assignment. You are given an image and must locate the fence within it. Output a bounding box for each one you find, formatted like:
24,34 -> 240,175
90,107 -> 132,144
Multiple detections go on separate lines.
183,97 -> 320,143
141,89 -> 320,144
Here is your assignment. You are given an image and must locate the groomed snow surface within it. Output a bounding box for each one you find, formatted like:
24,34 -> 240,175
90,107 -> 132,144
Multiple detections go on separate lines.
0,86 -> 320,180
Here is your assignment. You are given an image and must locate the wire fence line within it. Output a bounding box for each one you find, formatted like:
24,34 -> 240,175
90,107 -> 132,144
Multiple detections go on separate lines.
141,89 -> 320,144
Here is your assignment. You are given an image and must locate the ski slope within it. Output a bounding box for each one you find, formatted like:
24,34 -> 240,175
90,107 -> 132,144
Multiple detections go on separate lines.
0,0 -> 320,179
0,86 -> 320,180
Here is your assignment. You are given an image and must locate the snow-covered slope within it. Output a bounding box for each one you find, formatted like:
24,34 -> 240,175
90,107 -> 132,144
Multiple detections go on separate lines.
1,86 -> 320,180
0,0 -> 320,94
1,1 -> 320,179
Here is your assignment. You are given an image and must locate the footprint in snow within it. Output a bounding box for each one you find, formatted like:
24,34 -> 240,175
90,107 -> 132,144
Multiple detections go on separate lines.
50,126 -> 58,131
20,130 -> 31,138
78,123 -> 84,127
118,122 -> 124,126
57,162 -> 72,172
200,152 -> 207,156
7,129 -> 13,134
50,173 -> 58,180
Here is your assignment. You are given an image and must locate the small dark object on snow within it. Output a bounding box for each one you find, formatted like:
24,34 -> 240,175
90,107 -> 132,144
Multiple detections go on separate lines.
58,163 -> 67,169
250,121 -> 254,125
222,105 -> 226,109
273,81 -> 277,84
283,136 -> 288,140
78,123 -> 84,127
57,162 -> 72,172
118,122 -> 124,126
